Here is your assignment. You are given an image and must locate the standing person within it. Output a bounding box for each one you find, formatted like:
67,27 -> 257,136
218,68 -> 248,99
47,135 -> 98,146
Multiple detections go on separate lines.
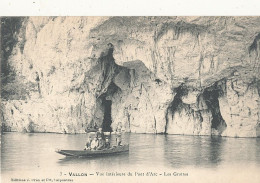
115,122 -> 122,146
84,136 -> 92,150
96,128 -> 105,140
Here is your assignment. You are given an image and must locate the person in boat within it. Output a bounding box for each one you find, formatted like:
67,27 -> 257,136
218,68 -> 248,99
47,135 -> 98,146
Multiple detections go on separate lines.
84,136 -> 92,150
105,137 -> 110,149
90,137 -> 99,150
115,122 -> 122,146
96,127 -> 105,140
97,136 -> 105,150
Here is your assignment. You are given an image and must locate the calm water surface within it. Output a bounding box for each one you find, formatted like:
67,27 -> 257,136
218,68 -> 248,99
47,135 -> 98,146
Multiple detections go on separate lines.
1,132 -> 260,178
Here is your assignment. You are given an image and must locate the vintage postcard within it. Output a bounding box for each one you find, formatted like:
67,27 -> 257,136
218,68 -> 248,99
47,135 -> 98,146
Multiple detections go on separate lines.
1,15 -> 260,183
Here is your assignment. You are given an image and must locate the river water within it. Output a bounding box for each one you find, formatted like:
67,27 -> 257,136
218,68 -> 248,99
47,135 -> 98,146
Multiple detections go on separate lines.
1,132 -> 260,183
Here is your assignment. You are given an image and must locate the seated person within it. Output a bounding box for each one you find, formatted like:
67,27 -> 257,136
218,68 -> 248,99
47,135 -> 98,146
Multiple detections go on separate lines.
116,134 -> 122,146
84,136 -> 92,150
90,137 -> 99,150
97,137 -> 105,150
104,137 -> 110,149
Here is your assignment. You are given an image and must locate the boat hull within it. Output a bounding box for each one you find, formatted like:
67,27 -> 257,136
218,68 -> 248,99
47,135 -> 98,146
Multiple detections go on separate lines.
56,145 -> 129,157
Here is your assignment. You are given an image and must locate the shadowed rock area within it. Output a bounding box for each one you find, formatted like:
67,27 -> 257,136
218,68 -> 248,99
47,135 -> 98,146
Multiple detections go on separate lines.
1,17 -> 260,137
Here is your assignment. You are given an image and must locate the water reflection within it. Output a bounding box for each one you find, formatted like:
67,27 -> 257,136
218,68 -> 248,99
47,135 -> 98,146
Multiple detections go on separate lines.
1,132 -> 260,174
209,136 -> 224,165
221,137 -> 260,166
163,135 -> 226,168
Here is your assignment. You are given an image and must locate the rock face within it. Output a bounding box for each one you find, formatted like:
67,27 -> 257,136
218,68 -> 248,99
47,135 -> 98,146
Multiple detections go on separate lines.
1,17 -> 260,137
219,75 -> 260,137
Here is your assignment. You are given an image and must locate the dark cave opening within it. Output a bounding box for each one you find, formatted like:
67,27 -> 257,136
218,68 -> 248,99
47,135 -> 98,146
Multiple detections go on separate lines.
165,84 -> 188,133
169,84 -> 188,111
99,82 -> 121,132
165,84 -> 227,134
203,89 -> 226,131
1,17 -> 25,78
102,99 -> 112,132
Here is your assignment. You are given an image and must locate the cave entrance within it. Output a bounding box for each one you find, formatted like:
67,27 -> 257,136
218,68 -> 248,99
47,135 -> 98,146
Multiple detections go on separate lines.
102,99 -> 112,132
99,82 -> 121,132
203,89 -> 227,133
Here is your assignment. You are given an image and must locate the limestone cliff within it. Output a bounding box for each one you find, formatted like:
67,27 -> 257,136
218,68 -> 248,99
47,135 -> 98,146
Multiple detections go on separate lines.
1,17 -> 260,137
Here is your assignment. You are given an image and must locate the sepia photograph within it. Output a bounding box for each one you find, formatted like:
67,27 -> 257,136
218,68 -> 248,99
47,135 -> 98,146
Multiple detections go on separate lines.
1,15 -> 260,183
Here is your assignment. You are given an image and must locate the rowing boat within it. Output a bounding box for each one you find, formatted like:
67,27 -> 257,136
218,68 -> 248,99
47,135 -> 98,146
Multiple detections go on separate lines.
56,145 -> 129,157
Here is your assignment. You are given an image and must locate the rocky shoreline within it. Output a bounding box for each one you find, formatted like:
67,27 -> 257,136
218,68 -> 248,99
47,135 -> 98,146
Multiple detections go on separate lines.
1,17 -> 260,137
